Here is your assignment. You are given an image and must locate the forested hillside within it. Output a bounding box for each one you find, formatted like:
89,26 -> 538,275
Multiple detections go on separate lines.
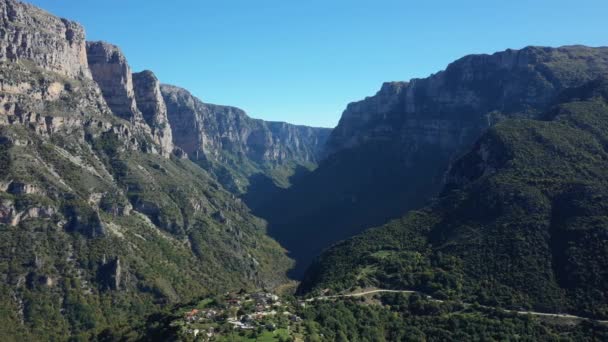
301,78 -> 608,320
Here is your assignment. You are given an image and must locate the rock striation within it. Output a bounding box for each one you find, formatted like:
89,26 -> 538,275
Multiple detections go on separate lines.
161,84 -> 330,165
86,41 -> 176,157
0,0 -> 90,79
86,41 -> 142,122
133,70 -> 174,157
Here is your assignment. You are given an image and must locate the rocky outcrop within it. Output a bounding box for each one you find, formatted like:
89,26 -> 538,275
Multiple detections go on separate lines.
86,42 -> 177,157
132,70 -> 174,157
0,0 -> 90,79
264,121 -> 330,162
0,198 -> 56,226
86,41 -> 142,122
6,181 -> 39,195
160,84 -> 331,165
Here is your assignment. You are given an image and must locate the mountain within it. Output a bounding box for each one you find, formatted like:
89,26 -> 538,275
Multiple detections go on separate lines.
161,84 -> 331,194
0,0 -> 293,339
3,0 -> 608,340
300,78 -> 608,320
255,45 -> 608,276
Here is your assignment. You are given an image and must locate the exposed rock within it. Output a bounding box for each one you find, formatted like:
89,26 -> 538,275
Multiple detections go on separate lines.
41,275 -> 54,287
132,70 -> 174,157
161,84 -> 331,165
98,192 -> 132,217
86,41 -> 142,122
172,146 -> 188,159
0,53 -> 114,131
27,273 -> 55,288
326,46 -> 608,157
86,43 -> 174,158
131,197 -> 182,234
0,198 -> 56,226
0,0 -> 91,79
212,210 -> 228,224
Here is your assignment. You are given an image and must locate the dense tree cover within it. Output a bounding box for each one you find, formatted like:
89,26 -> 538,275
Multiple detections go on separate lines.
301,79 -> 608,320
299,294 -> 608,342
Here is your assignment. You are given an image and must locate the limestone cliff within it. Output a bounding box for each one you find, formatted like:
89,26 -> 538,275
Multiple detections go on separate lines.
86,41 -> 142,122
86,41 -> 177,157
133,70 -> 174,157
0,0 -> 91,79
326,45 -> 608,157
161,84 -> 329,164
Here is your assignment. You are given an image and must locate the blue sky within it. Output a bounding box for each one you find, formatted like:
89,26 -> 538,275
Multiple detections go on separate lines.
28,0 -> 608,128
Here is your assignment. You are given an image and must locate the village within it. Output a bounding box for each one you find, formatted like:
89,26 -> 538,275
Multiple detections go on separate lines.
173,291 -> 304,341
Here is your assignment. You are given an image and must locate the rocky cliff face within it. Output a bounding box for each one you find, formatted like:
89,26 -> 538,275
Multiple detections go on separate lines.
326,45 -> 608,157
0,0 -> 91,79
161,84 -> 330,164
161,84 -> 331,191
265,121 -> 330,162
86,41 -> 142,122
86,42 -> 176,157
132,70 -> 174,157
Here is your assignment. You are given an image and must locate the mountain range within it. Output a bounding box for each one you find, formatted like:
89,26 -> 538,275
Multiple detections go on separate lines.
253,44 -> 608,275
0,0 -> 607,340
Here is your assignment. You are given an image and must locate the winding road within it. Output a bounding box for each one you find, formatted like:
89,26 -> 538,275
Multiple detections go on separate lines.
305,288 -> 608,324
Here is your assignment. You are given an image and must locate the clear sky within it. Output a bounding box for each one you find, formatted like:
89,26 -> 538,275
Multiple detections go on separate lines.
27,0 -> 608,128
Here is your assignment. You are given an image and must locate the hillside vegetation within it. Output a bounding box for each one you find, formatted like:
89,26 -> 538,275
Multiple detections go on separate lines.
0,58 -> 291,341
